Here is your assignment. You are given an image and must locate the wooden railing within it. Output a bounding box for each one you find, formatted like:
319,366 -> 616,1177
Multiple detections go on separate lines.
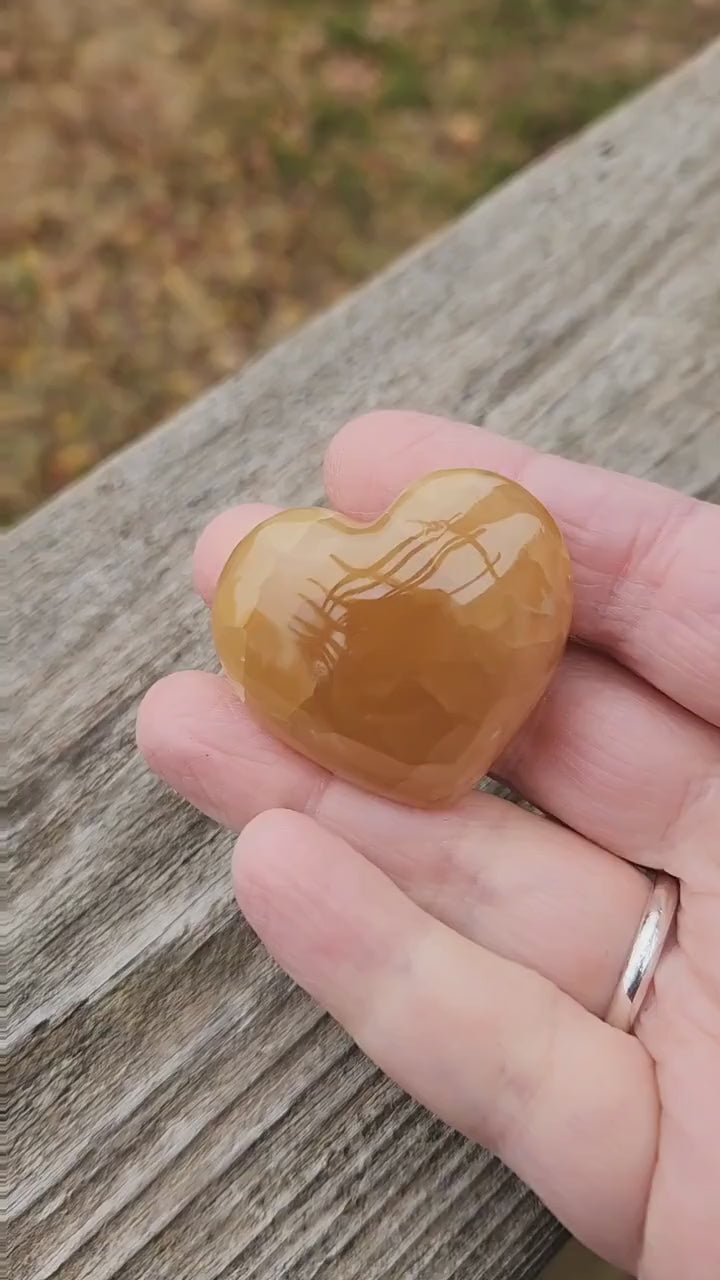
8,41 -> 719,1280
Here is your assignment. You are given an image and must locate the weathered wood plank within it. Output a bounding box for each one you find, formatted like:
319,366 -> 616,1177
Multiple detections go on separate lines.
8,42 -> 720,1280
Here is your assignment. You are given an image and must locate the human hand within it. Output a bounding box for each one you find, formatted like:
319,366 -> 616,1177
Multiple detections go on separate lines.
137,412 -> 720,1279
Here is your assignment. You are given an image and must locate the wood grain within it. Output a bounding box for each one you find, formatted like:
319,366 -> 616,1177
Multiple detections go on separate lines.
7,43 -> 720,1280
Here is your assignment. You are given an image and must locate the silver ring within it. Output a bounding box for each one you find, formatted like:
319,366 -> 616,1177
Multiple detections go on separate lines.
605,871 -> 679,1033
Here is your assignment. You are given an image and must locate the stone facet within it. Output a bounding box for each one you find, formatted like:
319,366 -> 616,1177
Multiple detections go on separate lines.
212,469 -> 572,807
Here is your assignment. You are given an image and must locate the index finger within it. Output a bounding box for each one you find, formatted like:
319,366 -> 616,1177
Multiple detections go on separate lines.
324,411 -> 720,726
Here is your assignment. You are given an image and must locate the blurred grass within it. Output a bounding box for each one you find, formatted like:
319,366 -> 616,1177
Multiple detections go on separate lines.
4,0 -> 719,522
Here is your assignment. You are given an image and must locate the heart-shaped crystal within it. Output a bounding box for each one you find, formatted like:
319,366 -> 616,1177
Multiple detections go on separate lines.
212,469 -> 572,807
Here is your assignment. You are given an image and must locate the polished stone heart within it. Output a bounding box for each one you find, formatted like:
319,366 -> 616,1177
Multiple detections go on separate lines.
212,469 -> 572,807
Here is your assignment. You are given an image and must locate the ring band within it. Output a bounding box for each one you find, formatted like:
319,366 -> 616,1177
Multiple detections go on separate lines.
605,871 -> 679,1033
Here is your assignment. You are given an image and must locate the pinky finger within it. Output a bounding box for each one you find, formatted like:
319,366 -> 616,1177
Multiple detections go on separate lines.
233,809 -> 658,1274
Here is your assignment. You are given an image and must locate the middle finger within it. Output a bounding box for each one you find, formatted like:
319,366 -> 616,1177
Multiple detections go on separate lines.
138,677 -> 649,1019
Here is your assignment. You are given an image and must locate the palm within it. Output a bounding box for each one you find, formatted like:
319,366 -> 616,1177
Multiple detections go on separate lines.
138,412 -> 719,1280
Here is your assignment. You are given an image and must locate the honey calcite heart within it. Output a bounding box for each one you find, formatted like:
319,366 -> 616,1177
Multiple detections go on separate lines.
212,469 -> 572,808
